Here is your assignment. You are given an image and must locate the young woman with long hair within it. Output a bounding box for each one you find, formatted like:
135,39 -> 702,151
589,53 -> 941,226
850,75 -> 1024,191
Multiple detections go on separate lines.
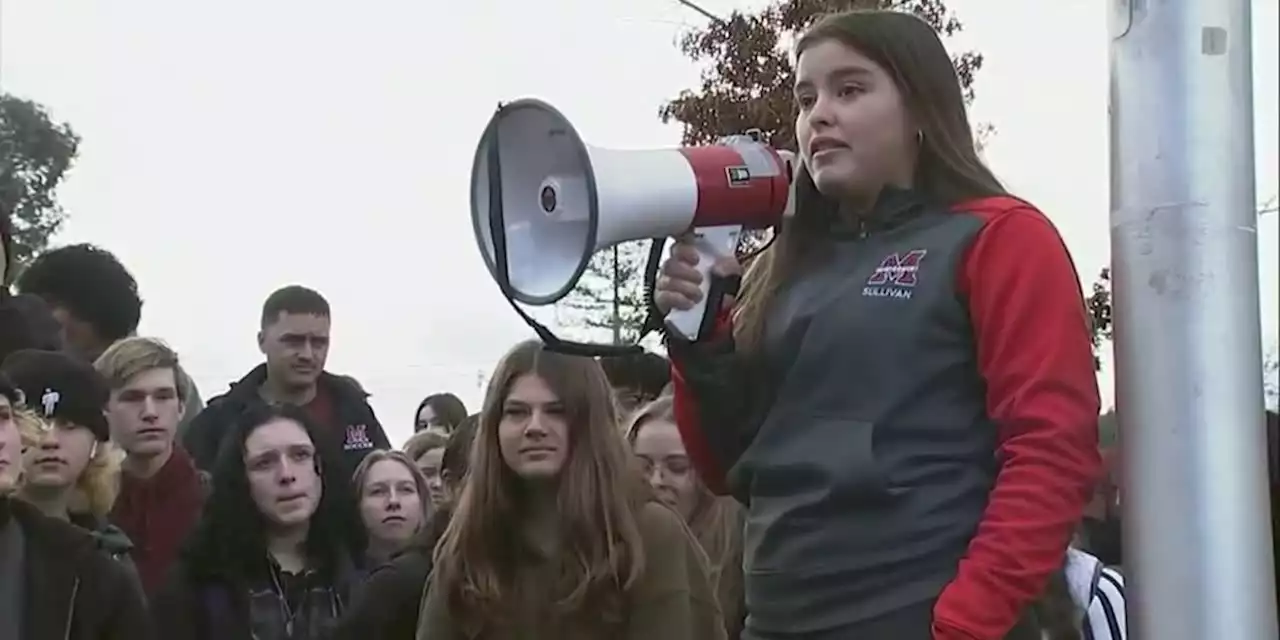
626,396 -> 746,638
654,10 -> 1101,640
331,412 -> 481,640
416,340 -> 726,639
352,450 -> 429,564
152,403 -> 367,640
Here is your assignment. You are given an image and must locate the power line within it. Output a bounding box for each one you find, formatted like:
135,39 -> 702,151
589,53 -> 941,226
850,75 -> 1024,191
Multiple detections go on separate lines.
674,0 -> 723,23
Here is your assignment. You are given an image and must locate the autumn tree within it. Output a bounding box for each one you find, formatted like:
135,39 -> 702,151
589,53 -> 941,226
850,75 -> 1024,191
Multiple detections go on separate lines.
569,0 -> 986,343
0,95 -> 81,276
658,0 -> 985,150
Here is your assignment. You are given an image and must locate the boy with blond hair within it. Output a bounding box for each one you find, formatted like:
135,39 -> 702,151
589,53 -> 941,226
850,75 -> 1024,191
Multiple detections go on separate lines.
96,336 -> 205,595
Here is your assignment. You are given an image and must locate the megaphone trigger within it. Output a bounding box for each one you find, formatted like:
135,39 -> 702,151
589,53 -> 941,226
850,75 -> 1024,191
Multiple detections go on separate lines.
664,225 -> 742,342
718,273 -> 743,298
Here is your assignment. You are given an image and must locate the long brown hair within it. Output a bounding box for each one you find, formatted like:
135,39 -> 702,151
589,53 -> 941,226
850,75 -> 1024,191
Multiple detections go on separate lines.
735,10 -> 1007,352
432,340 -> 649,635
625,397 -> 742,582
625,396 -> 746,637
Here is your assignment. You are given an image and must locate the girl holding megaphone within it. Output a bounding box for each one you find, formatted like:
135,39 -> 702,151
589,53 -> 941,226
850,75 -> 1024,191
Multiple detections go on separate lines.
655,9 -> 1101,640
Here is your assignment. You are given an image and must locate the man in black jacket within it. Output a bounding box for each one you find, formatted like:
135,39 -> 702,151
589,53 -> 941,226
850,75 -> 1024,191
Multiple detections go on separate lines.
182,285 -> 389,479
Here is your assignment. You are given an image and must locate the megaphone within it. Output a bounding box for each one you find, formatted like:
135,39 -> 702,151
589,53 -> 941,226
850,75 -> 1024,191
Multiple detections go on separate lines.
472,98 -> 795,347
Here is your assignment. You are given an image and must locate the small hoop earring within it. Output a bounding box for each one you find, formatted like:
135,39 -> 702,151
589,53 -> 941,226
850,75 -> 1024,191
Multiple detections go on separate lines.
916,130 -> 924,146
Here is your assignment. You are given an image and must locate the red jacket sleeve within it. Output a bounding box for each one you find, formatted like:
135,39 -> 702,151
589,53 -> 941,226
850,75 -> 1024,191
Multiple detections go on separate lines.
932,204 -> 1103,640
669,310 -> 734,495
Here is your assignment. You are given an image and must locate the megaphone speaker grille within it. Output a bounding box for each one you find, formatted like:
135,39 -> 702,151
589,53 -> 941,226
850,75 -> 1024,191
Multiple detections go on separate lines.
471,99 -> 598,306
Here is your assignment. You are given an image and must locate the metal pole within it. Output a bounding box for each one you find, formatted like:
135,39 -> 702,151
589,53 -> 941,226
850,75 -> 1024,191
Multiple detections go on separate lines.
1109,1 -> 1276,639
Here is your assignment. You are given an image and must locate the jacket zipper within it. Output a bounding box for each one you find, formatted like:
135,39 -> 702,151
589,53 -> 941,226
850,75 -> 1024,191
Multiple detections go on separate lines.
63,577 -> 80,640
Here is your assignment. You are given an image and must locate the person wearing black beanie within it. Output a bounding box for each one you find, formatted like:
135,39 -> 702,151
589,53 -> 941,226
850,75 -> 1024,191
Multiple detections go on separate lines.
1,349 -> 110,441
0,366 -> 153,639
0,349 -> 144,597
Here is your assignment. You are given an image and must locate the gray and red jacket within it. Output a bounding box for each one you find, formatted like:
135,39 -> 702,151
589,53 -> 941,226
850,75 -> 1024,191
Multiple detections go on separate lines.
670,189 -> 1102,640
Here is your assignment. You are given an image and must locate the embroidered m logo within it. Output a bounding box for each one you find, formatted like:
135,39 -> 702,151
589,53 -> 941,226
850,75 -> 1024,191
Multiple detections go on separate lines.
343,424 -> 374,451
866,249 -> 928,287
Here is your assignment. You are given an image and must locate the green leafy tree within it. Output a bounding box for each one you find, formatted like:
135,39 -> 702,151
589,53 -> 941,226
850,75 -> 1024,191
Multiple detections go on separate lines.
569,0 -> 986,342
0,95 -> 81,274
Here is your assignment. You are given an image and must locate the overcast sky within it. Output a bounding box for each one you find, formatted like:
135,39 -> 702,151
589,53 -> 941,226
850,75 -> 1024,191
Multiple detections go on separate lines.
2,0 -> 1276,445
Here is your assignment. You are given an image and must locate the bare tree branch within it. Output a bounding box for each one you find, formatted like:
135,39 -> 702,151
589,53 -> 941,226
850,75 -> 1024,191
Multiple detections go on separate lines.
1259,194 -> 1277,216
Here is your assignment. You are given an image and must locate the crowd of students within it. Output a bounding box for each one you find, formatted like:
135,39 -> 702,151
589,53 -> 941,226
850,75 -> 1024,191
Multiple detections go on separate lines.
0,7 -> 1183,639
0,295 -> 1131,640
0,310 -> 748,639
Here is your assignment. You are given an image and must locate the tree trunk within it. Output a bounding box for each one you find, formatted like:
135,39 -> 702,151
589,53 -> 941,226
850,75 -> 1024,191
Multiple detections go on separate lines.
611,245 -> 622,344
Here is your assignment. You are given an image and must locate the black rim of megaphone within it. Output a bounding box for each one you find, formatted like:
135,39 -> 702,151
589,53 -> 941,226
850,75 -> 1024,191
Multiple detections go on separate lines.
477,99 -> 642,358
471,98 -> 597,307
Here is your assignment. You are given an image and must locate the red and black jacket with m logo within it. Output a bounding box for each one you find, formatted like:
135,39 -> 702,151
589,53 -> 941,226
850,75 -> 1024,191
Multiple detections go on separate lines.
670,189 -> 1102,640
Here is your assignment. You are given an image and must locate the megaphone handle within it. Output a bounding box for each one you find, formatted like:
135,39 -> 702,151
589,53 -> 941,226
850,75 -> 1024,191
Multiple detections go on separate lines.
665,225 -> 742,343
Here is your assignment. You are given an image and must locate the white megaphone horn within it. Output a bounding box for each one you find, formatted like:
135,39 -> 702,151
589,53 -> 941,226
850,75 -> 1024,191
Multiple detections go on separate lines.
471,98 -> 796,348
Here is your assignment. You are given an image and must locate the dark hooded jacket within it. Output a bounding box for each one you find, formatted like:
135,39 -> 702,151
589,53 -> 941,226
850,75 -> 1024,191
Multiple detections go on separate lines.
181,364 -> 390,479
153,403 -> 368,640
329,505 -> 453,640
152,551 -> 364,640
1,497 -> 153,640
69,512 -> 144,597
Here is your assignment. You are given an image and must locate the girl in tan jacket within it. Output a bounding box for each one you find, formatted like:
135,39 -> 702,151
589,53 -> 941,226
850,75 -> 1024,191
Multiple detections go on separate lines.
416,340 -> 725,640
627,396 -> 746,639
